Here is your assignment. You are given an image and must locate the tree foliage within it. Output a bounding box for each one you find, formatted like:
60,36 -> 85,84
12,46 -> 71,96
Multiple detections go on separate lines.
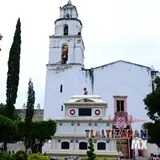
87,139 -> 96,160
143,122 -> 160,147
0,103 -> 21,121
25,79 -> 35,122
6,18 -> 21,120
143,76 -> 160,147
24,79 -> 35,150
15,120 -> 56,153
0,103 -> 6,116
0,115 -> 18,144
31,120 -> 57,153
0,151 -> 49,160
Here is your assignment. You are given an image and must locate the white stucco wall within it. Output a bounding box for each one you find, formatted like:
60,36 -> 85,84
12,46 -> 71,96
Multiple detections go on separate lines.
44,60 -> 155,131
54,20 -> 82,36
42,120 -> 116,153
56,121 -> 112,135
44,64 -> 86,119
92,61 -> 153,130
48,36 -> 84,65
49,138 -> 116,152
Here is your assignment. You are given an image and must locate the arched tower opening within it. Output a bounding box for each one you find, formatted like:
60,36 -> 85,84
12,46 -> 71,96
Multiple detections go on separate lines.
64,24 -> 68,35
61,44 -> 68,64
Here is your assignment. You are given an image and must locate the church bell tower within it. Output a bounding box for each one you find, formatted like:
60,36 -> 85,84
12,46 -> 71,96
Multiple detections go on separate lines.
44,1 -> 85,120
48,0 -> 85,65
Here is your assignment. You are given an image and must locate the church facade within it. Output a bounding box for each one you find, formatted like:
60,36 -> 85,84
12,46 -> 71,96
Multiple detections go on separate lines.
44,95 -> 122,159
43,0 -> 160,131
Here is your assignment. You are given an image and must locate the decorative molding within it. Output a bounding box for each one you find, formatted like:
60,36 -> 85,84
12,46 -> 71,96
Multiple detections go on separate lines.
94,139 -> 97,143
71,122 -> 74,126
64,103 -> 107,108
94,123 -> 97,126
70,109 -> 75,115
95,109 -> 100,115
70,139 -> 74,143
59,123 -> 62,126
77,122 -> 80,126
106,139 -> 110,143
58,139 -> 61,143
106,123 -> 110,126
76,139 -> 79,143
88,123 -> 91,126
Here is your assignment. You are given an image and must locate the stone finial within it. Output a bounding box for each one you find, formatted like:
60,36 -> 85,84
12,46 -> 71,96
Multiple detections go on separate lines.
84,88 -> 88,95
68,0 -> 72,4
22,103 -> 26,109
37,103 -> 40,109
0,34 -> 3,40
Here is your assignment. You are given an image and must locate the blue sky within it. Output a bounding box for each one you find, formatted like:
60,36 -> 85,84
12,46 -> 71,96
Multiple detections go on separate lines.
0,0 -> 160,108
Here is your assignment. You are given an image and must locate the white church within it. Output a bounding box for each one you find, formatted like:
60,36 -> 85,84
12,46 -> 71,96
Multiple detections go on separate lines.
42,0 -> 160,158
43,0 -> 159,130
4,1 -> 160,157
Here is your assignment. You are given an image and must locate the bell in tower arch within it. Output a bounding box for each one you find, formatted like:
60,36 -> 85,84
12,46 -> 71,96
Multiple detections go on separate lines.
61,44 -> 68,64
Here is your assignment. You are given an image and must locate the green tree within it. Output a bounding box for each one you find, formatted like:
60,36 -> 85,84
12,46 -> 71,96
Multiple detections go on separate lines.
31,120 -> 56,153
0,103 -> 21,121
24,79 -> 35,151
0,115 -> 18,149
15,120 -> 56,153
6,18 -> 21,120
0,103 -> 6,116
143,76 -> 160,147
87,139 -> 96,160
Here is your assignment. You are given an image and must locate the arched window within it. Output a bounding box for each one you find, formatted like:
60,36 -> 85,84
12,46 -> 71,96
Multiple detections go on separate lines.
64,24 -> 68,35
61,141 -> 70,149
79,142 -> 88,150
61,44 -> 68,64
97,142 -> 106,150
66,13 -> 69,18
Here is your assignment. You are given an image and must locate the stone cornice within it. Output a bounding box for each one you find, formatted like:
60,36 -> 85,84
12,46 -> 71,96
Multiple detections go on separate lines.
53,134 -> 85,138
49,35 -> 81,39
54,18 -> 82,26
53,134 -> 116,139
64,103 -> 107,107
46,63 -> 82,67
55,119 -> 113,123
46,150 -> 122,157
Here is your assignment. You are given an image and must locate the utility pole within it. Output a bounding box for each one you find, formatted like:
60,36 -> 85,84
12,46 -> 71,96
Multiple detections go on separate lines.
0,33 -> 3,51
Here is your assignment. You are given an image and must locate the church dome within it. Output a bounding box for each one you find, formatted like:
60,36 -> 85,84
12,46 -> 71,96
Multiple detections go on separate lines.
61,0 -> 76,10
